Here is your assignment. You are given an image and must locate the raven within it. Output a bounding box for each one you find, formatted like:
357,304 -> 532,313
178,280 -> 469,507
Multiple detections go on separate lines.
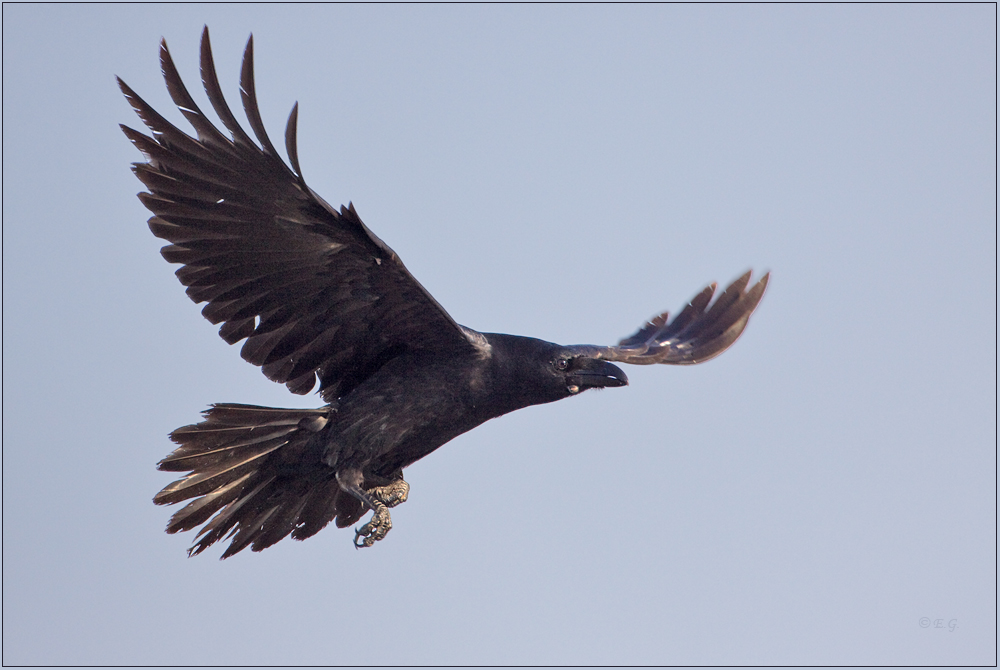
120,28 -> 768,557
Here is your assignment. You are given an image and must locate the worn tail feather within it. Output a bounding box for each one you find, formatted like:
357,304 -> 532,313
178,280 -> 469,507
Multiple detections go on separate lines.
154,403 -> 361,558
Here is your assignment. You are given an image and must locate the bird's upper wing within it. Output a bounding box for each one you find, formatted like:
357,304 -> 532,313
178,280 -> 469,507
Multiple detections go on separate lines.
568,271 -> 769,366
120,28 -> 481,401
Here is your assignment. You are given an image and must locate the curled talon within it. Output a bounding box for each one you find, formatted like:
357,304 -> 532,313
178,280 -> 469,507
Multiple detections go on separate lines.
353,526 -> 372,549
353,523 -> 375,549
353,505 -> 392,548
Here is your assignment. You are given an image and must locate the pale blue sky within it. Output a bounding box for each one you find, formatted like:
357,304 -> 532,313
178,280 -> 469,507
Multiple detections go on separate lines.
2,4 -> 995,665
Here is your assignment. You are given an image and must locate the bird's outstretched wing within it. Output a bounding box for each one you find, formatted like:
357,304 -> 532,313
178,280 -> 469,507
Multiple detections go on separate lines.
569,271 -> 769,366
120,27 -> 480,401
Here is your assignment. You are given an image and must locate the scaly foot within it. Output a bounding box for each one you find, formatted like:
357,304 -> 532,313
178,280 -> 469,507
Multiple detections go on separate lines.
368,479 -> 409,508
341,474 -> 410,548
354,502 -> 391,548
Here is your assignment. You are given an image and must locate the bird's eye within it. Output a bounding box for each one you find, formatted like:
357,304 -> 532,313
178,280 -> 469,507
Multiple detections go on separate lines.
555,358 -> 570,371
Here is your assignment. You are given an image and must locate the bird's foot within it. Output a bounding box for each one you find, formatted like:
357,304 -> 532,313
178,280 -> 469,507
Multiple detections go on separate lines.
368,479 -> 409,508
354,502 -> 392,549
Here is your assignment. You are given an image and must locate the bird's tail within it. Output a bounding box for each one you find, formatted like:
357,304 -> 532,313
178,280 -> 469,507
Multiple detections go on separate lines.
153,403 -> 364,558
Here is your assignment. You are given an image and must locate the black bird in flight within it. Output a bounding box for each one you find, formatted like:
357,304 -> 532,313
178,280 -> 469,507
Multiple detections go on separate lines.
120,28 -> 769,557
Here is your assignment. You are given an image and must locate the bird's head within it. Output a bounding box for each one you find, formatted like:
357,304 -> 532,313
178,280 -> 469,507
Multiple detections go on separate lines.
484,334 -> 628,411
550,351 -> 629,397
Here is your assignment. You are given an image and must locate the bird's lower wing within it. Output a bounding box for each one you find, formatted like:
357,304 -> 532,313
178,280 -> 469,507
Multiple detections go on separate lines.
569,270 -> 769,366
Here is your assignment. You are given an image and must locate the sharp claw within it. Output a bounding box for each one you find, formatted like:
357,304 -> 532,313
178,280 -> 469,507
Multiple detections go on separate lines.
347,479 -> 407,548
352,505 -> 391,548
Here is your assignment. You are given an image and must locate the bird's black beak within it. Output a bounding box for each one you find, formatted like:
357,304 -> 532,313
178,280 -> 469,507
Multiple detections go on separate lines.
568,358 -> 628,392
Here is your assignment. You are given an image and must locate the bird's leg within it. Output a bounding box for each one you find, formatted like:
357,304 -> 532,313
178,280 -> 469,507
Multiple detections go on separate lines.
354,501 -> 391,549
335,469 -> 409,549
353,479 -> 409,548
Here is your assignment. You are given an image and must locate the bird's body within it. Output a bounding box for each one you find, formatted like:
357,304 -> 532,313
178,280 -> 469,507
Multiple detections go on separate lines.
121,28 -> 768,557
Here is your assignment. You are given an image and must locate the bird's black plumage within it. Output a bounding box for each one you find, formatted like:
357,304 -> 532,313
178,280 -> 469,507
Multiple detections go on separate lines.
121,28 -> 769,557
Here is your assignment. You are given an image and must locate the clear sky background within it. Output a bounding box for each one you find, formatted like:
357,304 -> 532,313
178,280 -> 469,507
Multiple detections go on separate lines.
2,4 -> 995,666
